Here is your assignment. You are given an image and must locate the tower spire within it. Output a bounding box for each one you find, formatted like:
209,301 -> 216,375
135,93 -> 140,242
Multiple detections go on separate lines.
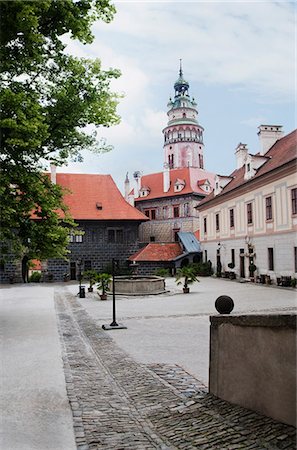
179,58 -> 183,77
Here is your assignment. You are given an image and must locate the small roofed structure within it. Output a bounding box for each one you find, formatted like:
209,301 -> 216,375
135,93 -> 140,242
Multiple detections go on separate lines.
129,232 -> 202,275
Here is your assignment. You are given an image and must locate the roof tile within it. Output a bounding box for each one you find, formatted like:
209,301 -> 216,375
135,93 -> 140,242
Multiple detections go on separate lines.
129,243 -> 182,261
55,173 -> 148,221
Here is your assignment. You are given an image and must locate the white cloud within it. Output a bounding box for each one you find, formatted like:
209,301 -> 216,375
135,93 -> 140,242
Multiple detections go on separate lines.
92,1 -> 295,101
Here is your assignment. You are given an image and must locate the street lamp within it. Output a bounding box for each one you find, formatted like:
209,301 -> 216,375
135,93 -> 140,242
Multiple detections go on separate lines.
102,258 -> 127,330
77,259 -> 85,298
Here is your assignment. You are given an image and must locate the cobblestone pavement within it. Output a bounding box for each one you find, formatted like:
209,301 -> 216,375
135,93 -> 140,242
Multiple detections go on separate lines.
55,289 -> 296,450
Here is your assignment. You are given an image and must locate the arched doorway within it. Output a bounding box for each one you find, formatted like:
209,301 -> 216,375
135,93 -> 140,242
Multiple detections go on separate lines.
180,258 -> 189,268
21,256 -> 29,283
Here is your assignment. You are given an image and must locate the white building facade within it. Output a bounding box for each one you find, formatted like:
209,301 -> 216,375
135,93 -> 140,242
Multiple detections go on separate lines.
197,127 -> 297,283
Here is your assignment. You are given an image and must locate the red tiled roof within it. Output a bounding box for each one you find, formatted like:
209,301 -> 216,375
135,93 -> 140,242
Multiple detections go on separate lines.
129,243 -> 182,261
135,167 -> 215,202
30,259 -> 41,270
194,229 -> 200,240
55,174 -> 148,221
198,129 -> 297,208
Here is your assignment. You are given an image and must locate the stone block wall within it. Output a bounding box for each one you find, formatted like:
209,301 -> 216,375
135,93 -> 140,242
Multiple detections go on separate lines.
136,194 -> 201,243
46,220 -> 141,281
209,314 -> 297,426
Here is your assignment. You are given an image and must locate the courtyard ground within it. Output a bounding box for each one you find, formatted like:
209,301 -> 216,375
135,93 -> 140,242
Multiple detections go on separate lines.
0,278 -> 296,449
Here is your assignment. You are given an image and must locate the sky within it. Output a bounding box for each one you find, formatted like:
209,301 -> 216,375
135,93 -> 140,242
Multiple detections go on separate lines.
59,0 -> 295,192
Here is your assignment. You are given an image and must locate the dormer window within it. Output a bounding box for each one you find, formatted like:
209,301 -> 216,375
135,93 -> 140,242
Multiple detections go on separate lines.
174,178 -> 185,193
96,202 -> 103,210
139,186 -> 150,197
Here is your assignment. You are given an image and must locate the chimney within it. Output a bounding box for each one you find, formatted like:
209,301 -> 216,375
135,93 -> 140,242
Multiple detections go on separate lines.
163,162 -> 170,192
258,125 -> 284,155
50,163 -> 56,184
235,143 -> 248,169
124,172 -> 130,201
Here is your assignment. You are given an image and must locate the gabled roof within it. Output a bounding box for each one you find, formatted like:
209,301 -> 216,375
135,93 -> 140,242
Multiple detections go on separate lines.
129,243 -> 182,261
135,167 -> 215,202
198,129 -> 297,208
55,173 -> 148,221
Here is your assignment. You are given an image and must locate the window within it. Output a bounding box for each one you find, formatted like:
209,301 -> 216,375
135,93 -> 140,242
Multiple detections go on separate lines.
292,188 -> 297,215
107,228 -> 123,243
184,203 -> 190,217
108,229 -> 115,243
150,236 -> 155,242
162,206 -> 168,219
268,248 -> 274,271
144,209 -> 157,220
247,203 -> 253,224
247,163 -> 250,172
215,213 -> 220,231
84,260 -> 92,271
116,229 -> 123,243
295,247 -> 297,273
229,208 -> 234,228
231,249 -> 235,266
203,217 -> 207,234
173,206 -> 180,218
70,233 -> 83,243
265,196 -> 272,220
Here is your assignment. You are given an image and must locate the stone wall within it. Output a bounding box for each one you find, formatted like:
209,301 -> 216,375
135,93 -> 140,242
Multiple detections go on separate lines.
0,254 -> 22,284
136,194 -> 201,243
46,220 -> 141,281
0,220 -> 142,283
209,314 -> 296,426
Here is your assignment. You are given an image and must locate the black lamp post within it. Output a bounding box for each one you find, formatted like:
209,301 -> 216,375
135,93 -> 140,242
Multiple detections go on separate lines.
102,258 -> 127,330
77,259 -> 85,297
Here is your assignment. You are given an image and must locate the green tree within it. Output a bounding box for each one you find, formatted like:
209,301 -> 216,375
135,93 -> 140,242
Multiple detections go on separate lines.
0,0 -> 121,260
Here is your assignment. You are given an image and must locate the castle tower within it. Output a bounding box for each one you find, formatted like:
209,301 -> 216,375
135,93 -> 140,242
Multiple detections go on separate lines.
162,61 -> 205,170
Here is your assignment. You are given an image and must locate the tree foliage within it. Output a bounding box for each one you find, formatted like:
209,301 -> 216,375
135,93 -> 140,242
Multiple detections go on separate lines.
0,0 -> 121,260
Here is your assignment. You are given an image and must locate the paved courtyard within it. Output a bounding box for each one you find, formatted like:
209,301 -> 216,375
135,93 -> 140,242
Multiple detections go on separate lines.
1,278 -> 296,449
68,277 -> 297,386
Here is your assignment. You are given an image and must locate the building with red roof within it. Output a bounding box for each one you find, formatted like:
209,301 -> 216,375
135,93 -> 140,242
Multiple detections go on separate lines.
34,171 -> 148,282
197,126 -> 297,283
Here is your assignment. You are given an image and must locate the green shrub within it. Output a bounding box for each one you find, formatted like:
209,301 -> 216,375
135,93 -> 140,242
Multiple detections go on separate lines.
154,268 -> 170,277
29,271 -> 42,282
192,262 -> 213,276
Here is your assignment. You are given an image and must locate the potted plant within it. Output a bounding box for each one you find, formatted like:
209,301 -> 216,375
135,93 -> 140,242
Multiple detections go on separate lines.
83,269 -> 98,292
249,263 -> 257,281
227,262 -> 236,279
97,273 -> 112,300
175,266 -> 199,293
